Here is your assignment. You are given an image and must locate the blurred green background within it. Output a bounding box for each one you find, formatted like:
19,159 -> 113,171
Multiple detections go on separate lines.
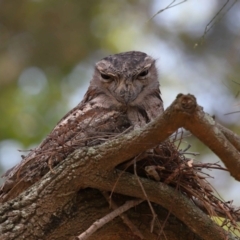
0,0 -> 240,203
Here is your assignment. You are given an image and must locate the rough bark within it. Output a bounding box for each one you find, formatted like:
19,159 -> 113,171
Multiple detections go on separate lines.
0,94 -> 239,240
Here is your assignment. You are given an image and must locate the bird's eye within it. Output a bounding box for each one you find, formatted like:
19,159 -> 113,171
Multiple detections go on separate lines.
138,70 -> 149,78
101,73 -> 112,81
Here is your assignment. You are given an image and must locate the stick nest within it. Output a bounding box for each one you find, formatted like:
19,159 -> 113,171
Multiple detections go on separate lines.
118,134 -> 240,234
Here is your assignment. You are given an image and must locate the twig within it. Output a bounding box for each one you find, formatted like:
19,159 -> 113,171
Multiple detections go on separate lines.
109,152 -> 147,201
77,198 -> 144,240
134,158 -> 157,233
101,191 -> 144,239
149,0 -> 187,21
195,0 -> 237,47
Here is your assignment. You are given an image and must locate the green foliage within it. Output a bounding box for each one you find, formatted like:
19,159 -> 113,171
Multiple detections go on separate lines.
0,0 -> 152,146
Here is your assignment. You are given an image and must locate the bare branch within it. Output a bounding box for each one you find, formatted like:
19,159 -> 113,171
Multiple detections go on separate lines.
77,199 -> 143,240
134,158 -> 157,233
87,170 -> 237,240
0,94 -> 240,240
195,0 -> 237,47
102,191 -> 145,239
149,0 -> 188,21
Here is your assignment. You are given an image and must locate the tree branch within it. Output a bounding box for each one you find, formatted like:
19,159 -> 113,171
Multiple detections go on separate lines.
86,170 -> 237,240
77,199 -> 144,240
0,94 -> 240,240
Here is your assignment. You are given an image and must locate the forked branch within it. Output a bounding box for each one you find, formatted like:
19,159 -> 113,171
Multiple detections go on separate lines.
0,94 -> 239,240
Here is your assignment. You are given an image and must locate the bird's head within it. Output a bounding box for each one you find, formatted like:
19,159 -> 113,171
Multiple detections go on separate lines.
91,51 -> 160,107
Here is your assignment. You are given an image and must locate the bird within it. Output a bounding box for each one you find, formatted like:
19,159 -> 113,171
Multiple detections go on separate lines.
0,51 -> 164,203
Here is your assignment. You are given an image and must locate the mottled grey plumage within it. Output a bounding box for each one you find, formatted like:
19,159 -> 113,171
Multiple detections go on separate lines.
0,51 -> 163,203
86,51 -> 163,127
